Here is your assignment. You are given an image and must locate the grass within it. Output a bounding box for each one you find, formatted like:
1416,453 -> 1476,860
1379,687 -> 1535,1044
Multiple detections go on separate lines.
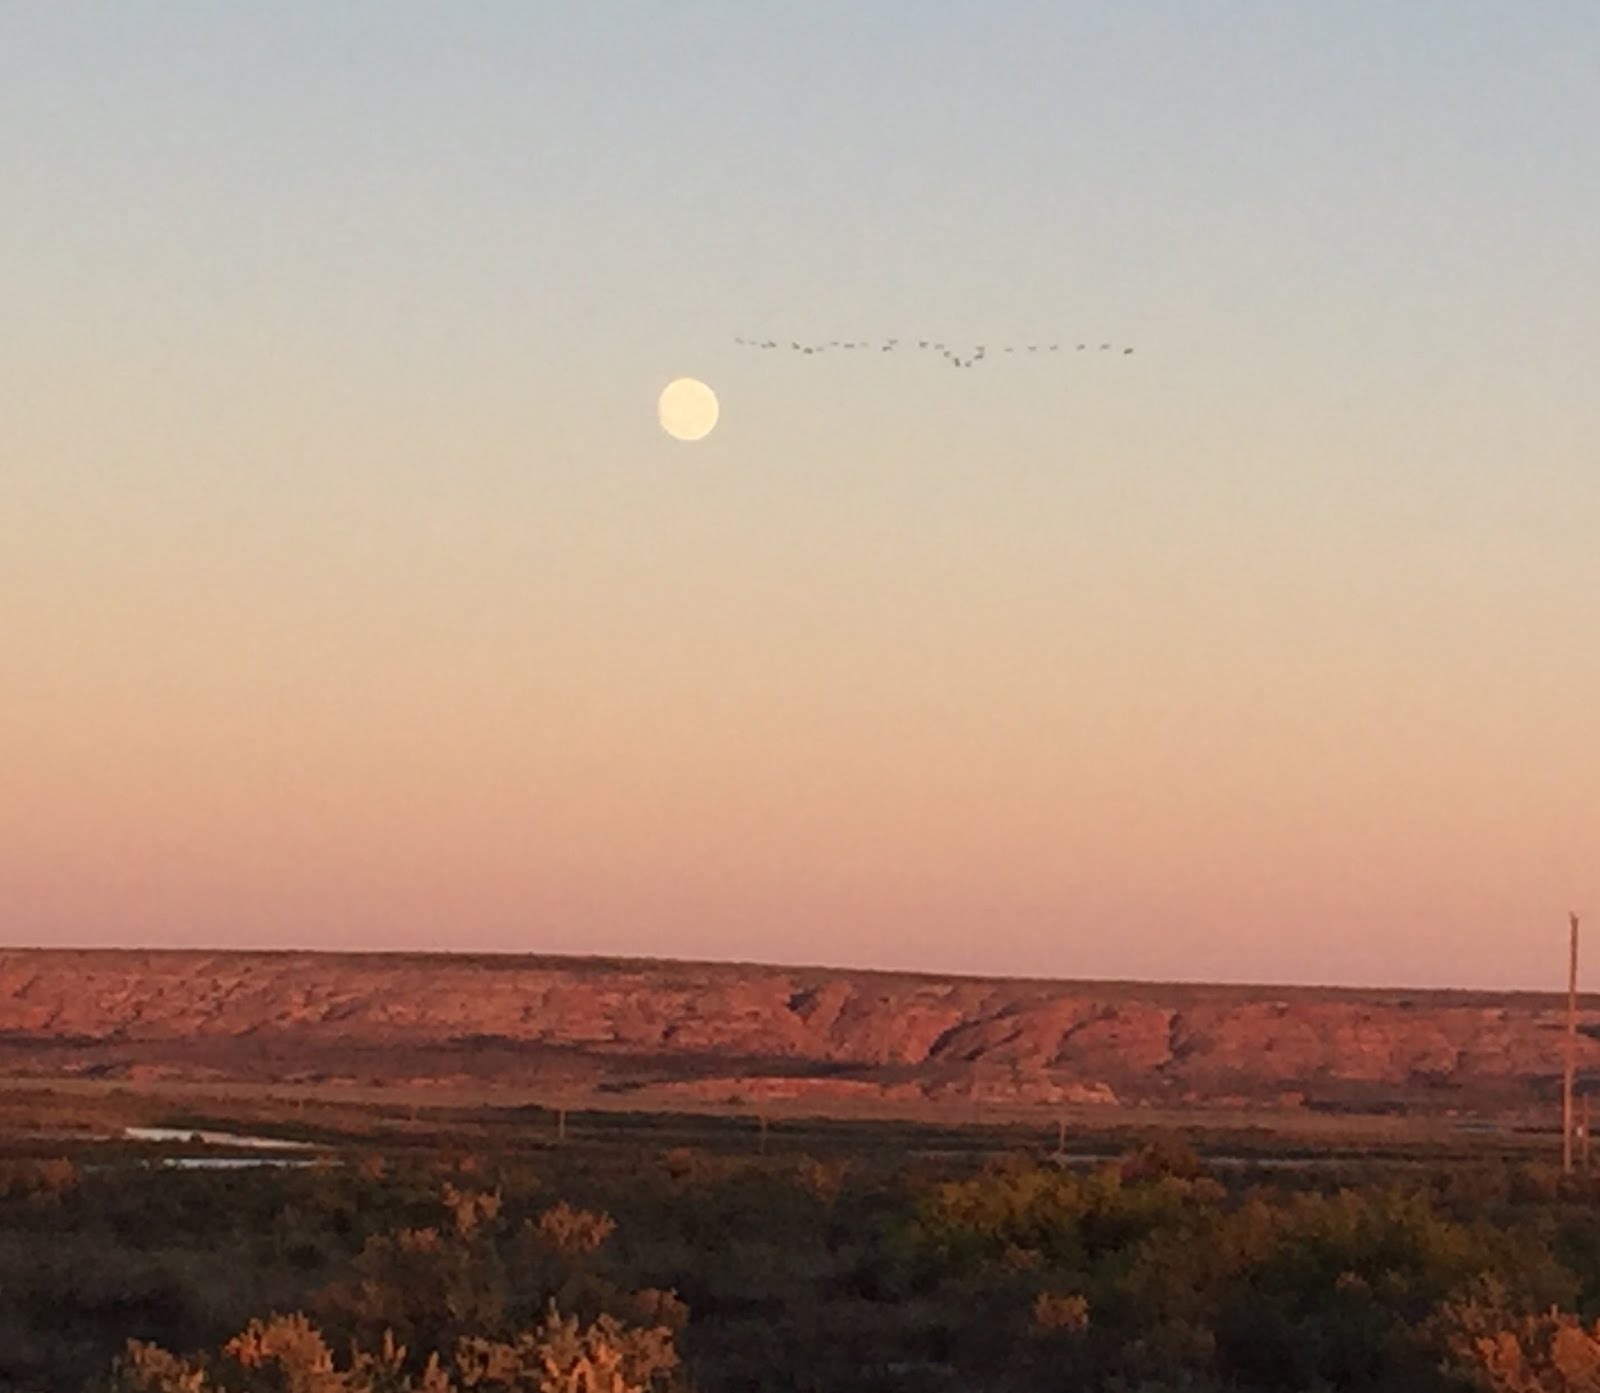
0,1075 -> 1569,1176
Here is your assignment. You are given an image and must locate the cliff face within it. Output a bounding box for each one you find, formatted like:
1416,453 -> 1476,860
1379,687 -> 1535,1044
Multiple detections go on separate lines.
0,949 -> 1587,1112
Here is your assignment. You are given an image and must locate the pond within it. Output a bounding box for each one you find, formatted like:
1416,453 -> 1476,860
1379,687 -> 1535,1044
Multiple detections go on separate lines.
121,1126 -> 324,1164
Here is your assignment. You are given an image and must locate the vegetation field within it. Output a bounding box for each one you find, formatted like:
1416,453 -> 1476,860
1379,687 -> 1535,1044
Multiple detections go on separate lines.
2,1084 -> 1598,1392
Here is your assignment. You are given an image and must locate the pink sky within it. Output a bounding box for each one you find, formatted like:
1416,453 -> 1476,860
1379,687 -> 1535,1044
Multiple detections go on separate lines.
3,6 -> 1597,988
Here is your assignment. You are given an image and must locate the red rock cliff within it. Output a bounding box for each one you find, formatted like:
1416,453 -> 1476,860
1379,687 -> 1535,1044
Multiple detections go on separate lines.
0,949 -> 1587,1112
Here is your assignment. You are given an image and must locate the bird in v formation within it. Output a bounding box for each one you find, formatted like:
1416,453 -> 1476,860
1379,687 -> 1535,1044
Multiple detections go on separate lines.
732,336 -> 1134,368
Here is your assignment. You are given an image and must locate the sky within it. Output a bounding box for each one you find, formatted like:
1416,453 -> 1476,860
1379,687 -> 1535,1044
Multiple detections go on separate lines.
2,3 -> 1597,989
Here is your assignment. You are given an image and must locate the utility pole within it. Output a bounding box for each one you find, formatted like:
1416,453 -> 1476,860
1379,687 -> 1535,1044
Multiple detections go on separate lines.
1563,913 -> 1580,1175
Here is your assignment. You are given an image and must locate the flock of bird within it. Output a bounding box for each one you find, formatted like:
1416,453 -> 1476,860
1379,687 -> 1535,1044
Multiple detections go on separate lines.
732,336 -> 1134,369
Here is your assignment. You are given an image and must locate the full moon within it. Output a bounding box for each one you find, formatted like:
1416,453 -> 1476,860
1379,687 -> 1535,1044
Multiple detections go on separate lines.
657,377 -> 719,442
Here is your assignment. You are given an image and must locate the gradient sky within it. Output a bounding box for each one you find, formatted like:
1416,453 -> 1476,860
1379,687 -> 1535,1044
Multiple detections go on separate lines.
3,3 -> 1597,988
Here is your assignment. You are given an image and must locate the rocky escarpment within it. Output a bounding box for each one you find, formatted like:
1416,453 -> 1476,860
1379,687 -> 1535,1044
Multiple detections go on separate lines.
0,949 -> 1590,1114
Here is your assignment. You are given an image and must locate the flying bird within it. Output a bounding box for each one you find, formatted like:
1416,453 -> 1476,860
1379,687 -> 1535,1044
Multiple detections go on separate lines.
730,333 -> 1137,371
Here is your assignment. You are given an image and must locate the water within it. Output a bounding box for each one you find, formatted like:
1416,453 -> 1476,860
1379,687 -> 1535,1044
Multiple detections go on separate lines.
121,1126 -> 323,1165
160,1156 -> 323,1170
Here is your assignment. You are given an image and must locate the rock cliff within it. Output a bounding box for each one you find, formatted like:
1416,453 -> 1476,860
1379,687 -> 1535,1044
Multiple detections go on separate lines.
0,949 -> 1588,1114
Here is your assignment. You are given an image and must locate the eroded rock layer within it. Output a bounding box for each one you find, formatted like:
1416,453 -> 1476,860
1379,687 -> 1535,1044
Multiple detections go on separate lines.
0,949 -> 1587,1112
